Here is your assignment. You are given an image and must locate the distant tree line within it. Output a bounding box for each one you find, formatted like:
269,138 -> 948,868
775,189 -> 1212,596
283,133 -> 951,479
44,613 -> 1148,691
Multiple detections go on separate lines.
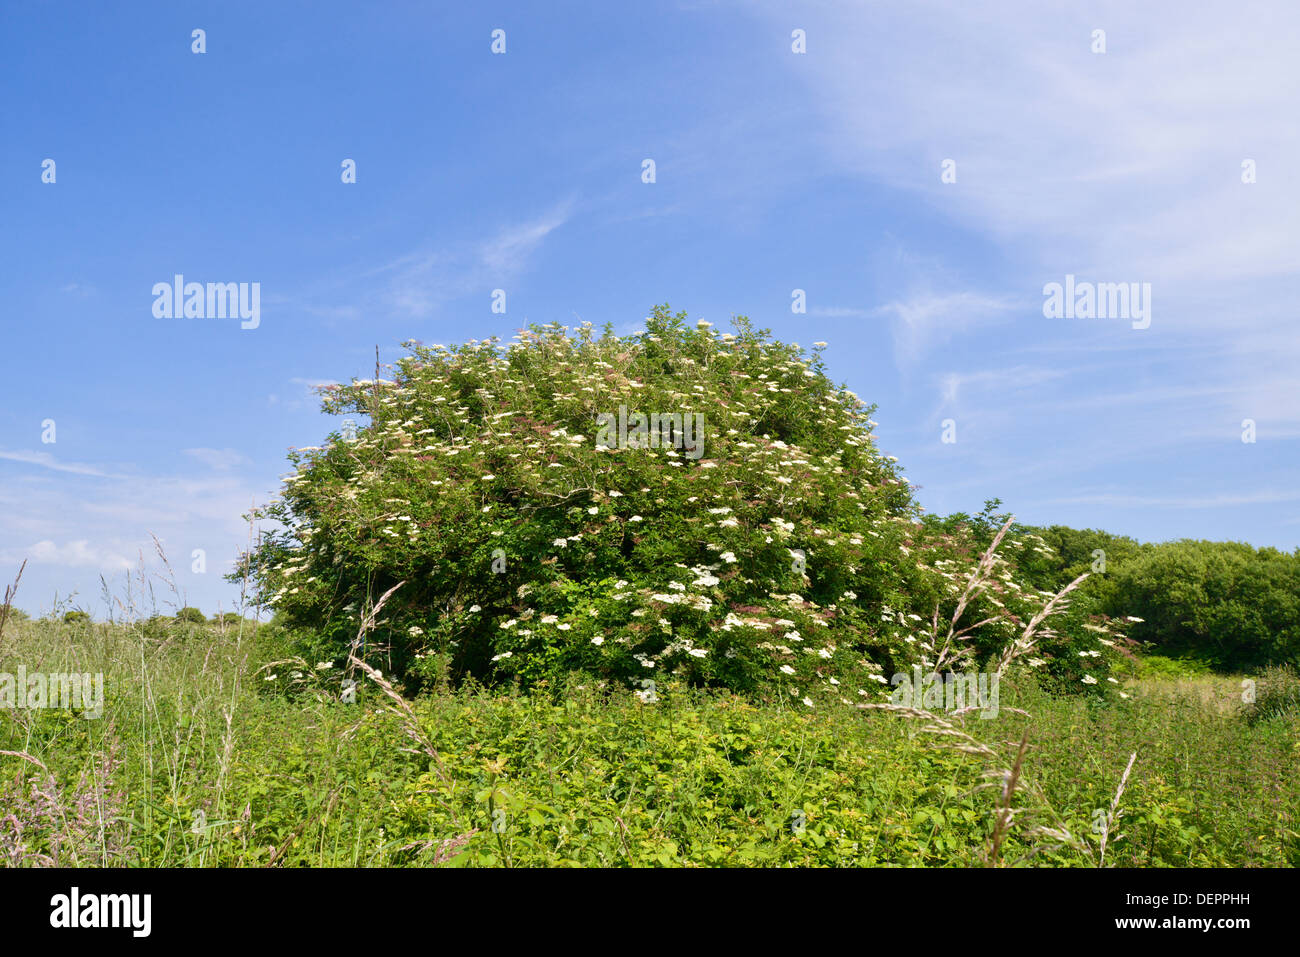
925,500 -> 1300,672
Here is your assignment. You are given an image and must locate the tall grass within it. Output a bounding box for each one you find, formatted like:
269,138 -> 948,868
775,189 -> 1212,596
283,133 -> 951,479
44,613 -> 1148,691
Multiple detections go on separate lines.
2,525 -> 1296,868
2,609 -> 1296,866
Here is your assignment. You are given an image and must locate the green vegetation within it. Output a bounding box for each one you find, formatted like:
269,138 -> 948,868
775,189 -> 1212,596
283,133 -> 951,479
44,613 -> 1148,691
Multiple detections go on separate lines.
1109,541 -> 1300,670
930,506 -> 1300,673
4,314 -> 1296,868
1244,665 -> 1300,726
236,310 -> 1124,700
0,615 -> 1295,867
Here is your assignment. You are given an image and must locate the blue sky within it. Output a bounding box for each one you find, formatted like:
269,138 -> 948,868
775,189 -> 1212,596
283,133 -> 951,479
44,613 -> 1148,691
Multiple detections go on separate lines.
2,1 -> 1297,617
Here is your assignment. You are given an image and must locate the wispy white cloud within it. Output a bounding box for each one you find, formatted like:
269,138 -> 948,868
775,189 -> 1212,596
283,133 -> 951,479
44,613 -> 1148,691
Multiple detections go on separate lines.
478,203 -> 574,272
765,0 -> 1300,285
182,448 -> 251,471
378,201 -> 575,319
873,291 -> 1022,365
0,449 -> 121,478
1048,490 -> 1300,509
808,306 -> 873,319
742,0 -> 1300,528
0,450 -> 277,615
936,365 -> 1066,407
279,200 -> 576,325
1,539 -> 133,572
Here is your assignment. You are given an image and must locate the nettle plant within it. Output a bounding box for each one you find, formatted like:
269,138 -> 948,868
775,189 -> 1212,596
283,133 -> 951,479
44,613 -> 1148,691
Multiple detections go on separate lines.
236,306 -> 1120,704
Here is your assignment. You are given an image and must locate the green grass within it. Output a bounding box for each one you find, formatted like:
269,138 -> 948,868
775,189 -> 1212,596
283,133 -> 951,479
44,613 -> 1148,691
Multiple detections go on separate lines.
2,617 -> 1297,866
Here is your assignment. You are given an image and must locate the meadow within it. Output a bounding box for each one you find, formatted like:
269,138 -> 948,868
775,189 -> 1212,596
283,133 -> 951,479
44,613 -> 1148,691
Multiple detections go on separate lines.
2,612 -> 1296,867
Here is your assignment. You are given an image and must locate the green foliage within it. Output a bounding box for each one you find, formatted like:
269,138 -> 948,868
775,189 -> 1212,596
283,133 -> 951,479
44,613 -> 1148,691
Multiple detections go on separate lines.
175,607 -> 207,625
1244,665 -> 1300,725
235,308 -> 1116,700
3,616 -> 1296,867
1018,525 -> 1144,596
1129,655 -> 1213,680
1109,541 -> 1300,670
388,682 -> 992,867
62,610 -> 90,625
942,514 -> 1300,674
